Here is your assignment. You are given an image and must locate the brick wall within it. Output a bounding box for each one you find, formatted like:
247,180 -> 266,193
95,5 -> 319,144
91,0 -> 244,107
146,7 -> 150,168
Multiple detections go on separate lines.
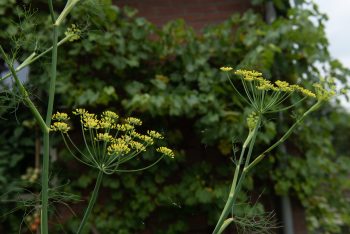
114,0 -> 251,30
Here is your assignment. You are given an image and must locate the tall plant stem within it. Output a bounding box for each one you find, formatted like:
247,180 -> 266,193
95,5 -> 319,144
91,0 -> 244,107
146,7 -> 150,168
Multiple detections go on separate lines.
41,0 -> 58,228
77,170 -> 104,234
213,117 -> 261,234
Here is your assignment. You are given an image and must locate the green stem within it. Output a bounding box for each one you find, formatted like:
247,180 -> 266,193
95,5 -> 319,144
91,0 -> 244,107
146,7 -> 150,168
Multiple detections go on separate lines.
214,116 -> 261,234
45,26 -> 58,125
77,170 -> 103,234
217,218 -> 234,234
47,0 -> 55,22
244,101 -> 322,173
215,102 -> 321,233
213,118 -> 260,234
41,132 -> 50,234
0,46 -> 48,133
41,2 -> 59,229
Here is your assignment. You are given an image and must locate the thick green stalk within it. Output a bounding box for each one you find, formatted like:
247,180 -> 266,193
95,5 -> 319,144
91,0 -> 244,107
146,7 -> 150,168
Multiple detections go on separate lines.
41,0 -> 58,230
0,46 -> 48,133
244,101 -> 322,173
213,119 -> 260,234
217,218 -> 234,234
77,170 -> 104,234
213,117 -> 261,234
41,25 -> 58,234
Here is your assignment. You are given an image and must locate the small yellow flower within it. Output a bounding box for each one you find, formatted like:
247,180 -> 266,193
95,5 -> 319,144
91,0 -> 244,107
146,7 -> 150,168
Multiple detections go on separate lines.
220,66 -> 233,72
130,141 -> 146,152
107,140 -> 130,155
82,115 -> 99,129
147,130 -> 164,139
50,122 -> 70,133
99,120 -> 113,129
156,147 -> 175,158
95,133 -> 113,142
139,135 -> 154,145
52,112 -> 69,121
73,108 -> 87,115
235,69 -> 262,77
256,80 -> 274,91
130,131 -> 154,144
300,88 -> 316,98
125,117 -> 142,126
275,80 -> 293,92
102,111 -> 119,120
117,123 -> 134,131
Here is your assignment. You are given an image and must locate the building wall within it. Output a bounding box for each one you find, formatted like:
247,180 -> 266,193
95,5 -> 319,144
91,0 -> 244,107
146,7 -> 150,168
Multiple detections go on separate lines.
114,0 -> 251,30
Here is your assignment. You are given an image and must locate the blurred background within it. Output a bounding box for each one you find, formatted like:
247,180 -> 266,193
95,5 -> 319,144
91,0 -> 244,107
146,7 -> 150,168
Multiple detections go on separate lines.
1,0 -> 350,233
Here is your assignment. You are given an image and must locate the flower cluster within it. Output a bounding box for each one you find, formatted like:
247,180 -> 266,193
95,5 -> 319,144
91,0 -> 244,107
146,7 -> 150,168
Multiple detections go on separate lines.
64,24 -> 81,42
50,121 -> 70,133
52,112 -> 69,121
313,81 -> 336,101
156,147 -> 175,158
234,69 -> 316,98
51,109 -> 174,173
21,167 -> 40,183
220,67 -> 328,113
247,112 -> 259,131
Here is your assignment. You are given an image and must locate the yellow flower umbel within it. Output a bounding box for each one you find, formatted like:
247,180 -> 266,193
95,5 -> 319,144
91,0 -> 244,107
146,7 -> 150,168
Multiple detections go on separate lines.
51,109 -> 174,174
51,108 -> 174,234
221,69 -> 317,114
50,111 -> 71,133
50,122 -> 70,133
156,147 -> 175,158
52,112 -> 69,121
220,66 -> 233,72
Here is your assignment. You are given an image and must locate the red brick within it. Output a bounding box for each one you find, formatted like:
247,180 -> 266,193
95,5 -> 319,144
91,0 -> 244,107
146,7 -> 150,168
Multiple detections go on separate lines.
113,0 -> 251,30
153,6 -> 185,16
184,5 -> 218,14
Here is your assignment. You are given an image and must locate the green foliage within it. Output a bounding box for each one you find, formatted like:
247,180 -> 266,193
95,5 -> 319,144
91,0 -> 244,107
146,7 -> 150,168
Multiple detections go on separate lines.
1,0 -> 350,233
273,110 -> 350,233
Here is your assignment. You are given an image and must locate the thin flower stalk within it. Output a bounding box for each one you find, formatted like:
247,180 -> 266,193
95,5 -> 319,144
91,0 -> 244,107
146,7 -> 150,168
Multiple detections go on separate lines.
76,170 -> 103,234
41,1 -> 58,232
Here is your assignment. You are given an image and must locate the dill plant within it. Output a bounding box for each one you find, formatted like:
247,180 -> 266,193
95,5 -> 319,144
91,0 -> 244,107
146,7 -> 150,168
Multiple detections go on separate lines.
0,1 -> 174,233
0,1 -> 80,232
213,67 -> 335,234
